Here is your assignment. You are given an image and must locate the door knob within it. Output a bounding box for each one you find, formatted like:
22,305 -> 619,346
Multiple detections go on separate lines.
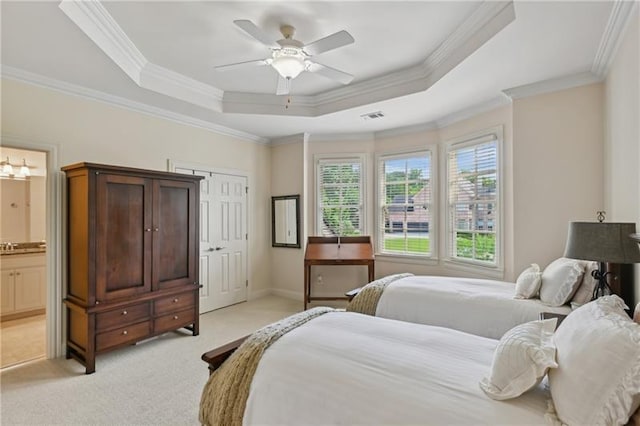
208,247 -> 225,251
214,246 -> 226,251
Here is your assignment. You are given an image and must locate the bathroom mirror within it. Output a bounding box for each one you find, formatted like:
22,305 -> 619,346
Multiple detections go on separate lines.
272,195 -> 300,248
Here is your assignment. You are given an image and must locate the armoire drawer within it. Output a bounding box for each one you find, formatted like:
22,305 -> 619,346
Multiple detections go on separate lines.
96,321 -> 151,352
155,292 -> 195,315
96,302 -> 151,332
154,308 -> 196,334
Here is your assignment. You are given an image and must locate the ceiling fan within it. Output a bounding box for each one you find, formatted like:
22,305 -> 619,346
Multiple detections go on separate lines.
215,20 -> 355,95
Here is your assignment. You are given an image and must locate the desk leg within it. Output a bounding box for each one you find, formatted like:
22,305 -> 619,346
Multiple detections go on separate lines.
304,263 -> 309,310
368,262 -> 375,283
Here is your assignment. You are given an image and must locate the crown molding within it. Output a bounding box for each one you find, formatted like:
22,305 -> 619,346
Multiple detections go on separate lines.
374,121 -> 439,140
141,63 -> 223,111
270,133 -> 307,146
59,0 -> 223,111
1,66 -> 267,144
592,0 -> 638,78
58,0 -> 146,82
502,71 -> 601,100
306,132 -> 376,143
60,0 -> 514,118
435,95 -> 511,128
374,95 -> 510,140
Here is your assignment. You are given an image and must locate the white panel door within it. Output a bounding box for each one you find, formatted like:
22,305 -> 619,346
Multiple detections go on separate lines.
176,166 -> 248,313
209,173 -> 248,310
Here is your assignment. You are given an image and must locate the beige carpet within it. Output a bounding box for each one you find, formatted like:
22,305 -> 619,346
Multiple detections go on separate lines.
0,295 -> 301,425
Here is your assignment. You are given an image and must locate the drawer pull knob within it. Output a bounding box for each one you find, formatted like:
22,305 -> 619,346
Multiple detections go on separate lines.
173,298 -> 179,303
122,310 -> 128,315
173,315 -> 179,320
145,228 -> 151,232
122,330 -> 128,335
154,227 -> 159,232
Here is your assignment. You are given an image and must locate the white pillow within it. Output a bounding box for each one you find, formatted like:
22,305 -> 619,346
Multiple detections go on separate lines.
548,296 -> 640,425
514,263 -> 542,299
480,318 -> 558,400
539,258 -> 584,306
570,261 -> 598,306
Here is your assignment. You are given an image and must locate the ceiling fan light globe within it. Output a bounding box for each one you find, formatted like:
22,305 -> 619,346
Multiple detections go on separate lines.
271,48 -> 306,79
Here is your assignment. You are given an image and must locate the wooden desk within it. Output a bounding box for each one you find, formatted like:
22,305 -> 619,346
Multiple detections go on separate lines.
304,236 -> 374,309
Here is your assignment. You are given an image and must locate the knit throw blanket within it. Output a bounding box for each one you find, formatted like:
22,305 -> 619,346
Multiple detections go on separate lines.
199,306 -> 335,426
346,273 -> 413,316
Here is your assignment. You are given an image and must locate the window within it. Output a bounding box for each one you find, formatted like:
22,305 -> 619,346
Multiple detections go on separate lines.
316,156 -> 364,236
446,132 -> 500,267
378,151 -> 433,257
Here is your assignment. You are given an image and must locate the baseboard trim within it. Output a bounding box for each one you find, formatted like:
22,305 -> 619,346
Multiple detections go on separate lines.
271,288 -> 303,301
248,289 -> 272,301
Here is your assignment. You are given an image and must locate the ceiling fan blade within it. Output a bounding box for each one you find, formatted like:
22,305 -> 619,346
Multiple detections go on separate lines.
233,20 -> 279,48
303,30 -> 354,56
214,59 -> 269,72
307,62 -> 354,85
276,75 -> 291,95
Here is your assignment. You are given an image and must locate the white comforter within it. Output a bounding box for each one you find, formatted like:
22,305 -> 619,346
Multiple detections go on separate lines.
376,275 -> 571,339
244,312 -> 549,425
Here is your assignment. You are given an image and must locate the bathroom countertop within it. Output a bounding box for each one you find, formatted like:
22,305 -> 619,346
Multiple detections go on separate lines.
1,248 -> 46,256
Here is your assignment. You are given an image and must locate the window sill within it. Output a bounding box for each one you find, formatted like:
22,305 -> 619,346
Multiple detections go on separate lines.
442,259 -> 505,280
374,253 -> 438,266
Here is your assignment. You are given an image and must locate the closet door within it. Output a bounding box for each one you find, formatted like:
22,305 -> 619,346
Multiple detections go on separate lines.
95,173 -> 153,302
152,179 -> 197,291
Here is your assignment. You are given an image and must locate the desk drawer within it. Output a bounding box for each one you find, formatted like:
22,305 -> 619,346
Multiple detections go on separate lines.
96,302 -> 151,331
96,320 -> 151,352
154,308 -> 196,334
155,292 -> 195,315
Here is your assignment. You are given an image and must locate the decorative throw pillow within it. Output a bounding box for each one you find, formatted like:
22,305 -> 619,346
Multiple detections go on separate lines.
479,318 -> 558,400
539,258 -> 584,306
570,261 -> 599,306
548,296 -> 640,426
514,264 -> 542,299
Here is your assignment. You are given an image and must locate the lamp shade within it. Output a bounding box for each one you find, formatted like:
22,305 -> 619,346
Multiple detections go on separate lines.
564,222 -> 640,264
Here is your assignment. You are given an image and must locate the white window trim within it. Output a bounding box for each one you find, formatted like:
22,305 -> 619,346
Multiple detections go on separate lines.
314,153 -> 367,236
375,146 -> 438,259
443,126 -> 504,276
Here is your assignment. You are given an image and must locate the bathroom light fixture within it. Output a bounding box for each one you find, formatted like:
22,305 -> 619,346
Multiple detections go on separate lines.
1,157 -> 13,176
18,159 -> 31,178
0,157 -> 33,180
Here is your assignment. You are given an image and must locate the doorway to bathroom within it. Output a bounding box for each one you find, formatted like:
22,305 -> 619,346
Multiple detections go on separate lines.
0,147 -> 47,369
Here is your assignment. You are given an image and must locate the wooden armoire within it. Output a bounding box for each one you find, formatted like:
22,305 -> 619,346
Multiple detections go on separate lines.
62,163 -> 203,373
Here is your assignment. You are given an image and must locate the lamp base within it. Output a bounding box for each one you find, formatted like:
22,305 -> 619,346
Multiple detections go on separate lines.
591,262 -> 613,300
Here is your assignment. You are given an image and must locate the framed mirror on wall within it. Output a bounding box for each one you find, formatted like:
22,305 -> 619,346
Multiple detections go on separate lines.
272,195 -> 300,248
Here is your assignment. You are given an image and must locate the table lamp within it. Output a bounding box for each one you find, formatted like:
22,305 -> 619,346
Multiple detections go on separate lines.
564,221 -> 640,300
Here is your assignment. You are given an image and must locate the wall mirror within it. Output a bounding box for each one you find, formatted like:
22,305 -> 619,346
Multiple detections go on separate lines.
272,195 -> 300,248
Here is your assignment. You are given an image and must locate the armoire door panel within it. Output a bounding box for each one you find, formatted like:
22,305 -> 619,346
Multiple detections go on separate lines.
96,174 -> 152,301
153,180 -> 197,290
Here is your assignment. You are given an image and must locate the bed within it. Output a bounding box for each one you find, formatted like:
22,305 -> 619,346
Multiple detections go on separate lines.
346,273 -> 572,339
200,296 -> 640,426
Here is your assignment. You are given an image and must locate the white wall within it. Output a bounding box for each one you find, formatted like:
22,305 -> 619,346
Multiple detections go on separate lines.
270,139 -> 305,301
1,78 -> 273,297
29,176 -> 46,242
604,7 -> 640,305
512,83 -> 605,275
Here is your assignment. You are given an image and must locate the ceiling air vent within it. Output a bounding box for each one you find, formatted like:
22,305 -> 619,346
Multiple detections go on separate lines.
360,111 -> 385,121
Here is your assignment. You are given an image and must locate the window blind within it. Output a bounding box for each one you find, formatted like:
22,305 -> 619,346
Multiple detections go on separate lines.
447,137 -> 499,265
378,151 -> 432,256
317,158 -> 363,236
